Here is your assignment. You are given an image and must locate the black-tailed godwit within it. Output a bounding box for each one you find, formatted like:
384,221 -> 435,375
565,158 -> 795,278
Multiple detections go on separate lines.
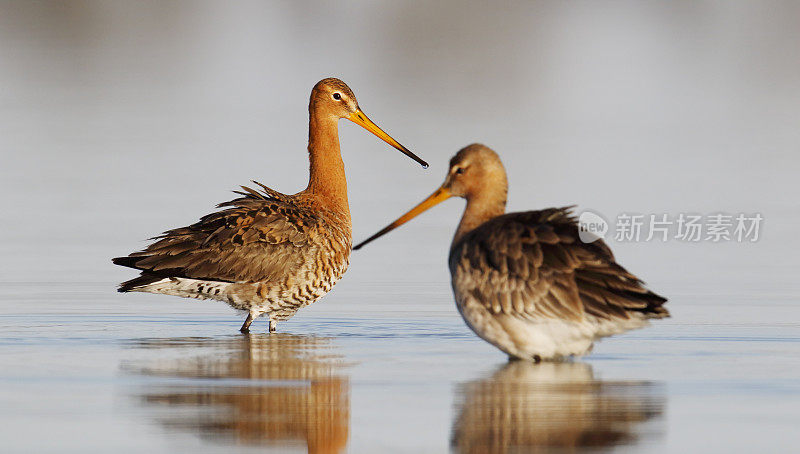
355,144 -> 667,360
114,78 -> 427,333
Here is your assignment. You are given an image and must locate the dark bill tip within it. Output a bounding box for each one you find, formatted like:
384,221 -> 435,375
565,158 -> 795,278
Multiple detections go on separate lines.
352,231 -> 384,250
400,147 -> 428,169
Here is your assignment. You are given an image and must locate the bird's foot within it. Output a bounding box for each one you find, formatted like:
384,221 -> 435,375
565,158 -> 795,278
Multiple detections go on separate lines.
240,313 -> 254,333
507,354 -> 542,363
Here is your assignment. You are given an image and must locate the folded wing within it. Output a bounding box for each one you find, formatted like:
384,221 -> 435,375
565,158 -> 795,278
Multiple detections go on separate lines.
449,207 -> 668,324
113,183 -> 318,288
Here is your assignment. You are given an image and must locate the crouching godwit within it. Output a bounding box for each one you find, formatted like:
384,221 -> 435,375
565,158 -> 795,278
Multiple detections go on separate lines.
114,78 -> 427,333
354,144 -> 667,360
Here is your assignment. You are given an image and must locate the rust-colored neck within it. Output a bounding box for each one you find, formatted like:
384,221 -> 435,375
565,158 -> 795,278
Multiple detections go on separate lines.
305,110 -> 350,221
452,186 -> 507,245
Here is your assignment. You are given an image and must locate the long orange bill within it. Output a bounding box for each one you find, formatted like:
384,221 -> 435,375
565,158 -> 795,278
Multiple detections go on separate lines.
353,186 -> 451,250
348,109 -> 428,168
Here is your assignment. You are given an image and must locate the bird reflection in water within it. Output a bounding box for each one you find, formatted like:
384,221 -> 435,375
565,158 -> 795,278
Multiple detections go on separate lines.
126,334 -> 349,453
451,361 -> 664,453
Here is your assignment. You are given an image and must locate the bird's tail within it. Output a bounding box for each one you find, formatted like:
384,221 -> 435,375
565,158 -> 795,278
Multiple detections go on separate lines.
117,273 -> 164,293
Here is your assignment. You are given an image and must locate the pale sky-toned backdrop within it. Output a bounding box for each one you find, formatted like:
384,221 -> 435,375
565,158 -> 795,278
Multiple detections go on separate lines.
2,2 -> 800,453
1,0 -> 798,308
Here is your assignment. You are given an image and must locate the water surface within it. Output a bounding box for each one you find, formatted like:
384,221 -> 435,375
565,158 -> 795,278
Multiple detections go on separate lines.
2,1 -> 800,452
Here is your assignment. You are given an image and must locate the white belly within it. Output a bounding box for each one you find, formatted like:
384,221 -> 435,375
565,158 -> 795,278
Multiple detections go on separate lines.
456,295 -> 649,360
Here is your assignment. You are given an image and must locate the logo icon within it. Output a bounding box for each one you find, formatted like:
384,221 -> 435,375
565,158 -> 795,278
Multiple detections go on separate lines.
578,211 -> 608,243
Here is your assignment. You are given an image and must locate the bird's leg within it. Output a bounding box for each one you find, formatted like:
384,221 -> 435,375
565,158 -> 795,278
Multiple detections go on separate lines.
269,319 -> 277,333
240,313 -> 254,333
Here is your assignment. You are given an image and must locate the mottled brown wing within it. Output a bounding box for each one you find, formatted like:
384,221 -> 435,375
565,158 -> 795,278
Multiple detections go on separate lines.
113,185 -> 318,284
448,207 -> 668,323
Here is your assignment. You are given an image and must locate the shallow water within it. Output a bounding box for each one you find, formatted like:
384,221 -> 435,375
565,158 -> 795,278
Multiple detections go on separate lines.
2,1 -> 800,452
1,280 -> 799,453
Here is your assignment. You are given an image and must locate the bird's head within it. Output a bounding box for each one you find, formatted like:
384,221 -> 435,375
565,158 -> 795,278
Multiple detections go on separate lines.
310,78 -> 427,168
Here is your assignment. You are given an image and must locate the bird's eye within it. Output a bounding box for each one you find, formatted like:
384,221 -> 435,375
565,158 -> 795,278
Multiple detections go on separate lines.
455,167 -> 465,175
332,93 -> 341,100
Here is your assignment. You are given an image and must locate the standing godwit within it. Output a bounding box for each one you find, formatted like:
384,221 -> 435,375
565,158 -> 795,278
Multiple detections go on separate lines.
114,78 -> 427,333
355,144 -> 668,360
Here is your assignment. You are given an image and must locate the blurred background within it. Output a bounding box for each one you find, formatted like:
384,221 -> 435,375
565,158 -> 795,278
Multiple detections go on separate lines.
1,1 -> 799,453
1,0 -> 798,289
